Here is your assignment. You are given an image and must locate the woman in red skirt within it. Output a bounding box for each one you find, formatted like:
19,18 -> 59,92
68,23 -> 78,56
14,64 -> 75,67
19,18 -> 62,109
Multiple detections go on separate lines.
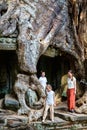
67,70 -> 76,112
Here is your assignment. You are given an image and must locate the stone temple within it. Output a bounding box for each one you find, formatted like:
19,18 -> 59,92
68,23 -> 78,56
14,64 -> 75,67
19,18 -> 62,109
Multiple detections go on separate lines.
0,0 -> 87,129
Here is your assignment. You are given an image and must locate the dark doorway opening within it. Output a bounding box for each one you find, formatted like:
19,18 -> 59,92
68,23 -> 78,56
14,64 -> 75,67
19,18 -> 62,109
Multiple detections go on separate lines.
0,51 -> 17,99
37,55 -> 72,91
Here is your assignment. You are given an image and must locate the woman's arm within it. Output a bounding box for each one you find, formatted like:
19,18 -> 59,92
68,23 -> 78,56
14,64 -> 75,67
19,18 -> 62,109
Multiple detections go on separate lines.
74,77 -> 76,94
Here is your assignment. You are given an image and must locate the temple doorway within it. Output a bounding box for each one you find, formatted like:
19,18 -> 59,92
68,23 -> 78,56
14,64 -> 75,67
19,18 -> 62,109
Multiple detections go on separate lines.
37,54 -> 74,91
0,51 -> 17,98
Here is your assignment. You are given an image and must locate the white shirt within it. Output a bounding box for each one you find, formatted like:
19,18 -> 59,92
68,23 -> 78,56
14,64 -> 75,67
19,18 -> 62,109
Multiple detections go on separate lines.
67,77 -> 76,89
39,76 -> 47,90
46,90 -> 54,105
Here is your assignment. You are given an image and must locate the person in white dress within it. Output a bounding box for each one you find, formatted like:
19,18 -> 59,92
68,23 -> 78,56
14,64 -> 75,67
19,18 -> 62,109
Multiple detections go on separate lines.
39,71 -> 47,91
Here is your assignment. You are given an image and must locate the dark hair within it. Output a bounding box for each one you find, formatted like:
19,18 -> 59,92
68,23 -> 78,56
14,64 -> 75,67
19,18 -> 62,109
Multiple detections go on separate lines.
47,84 -> 52,90
41,71 -> 45,74
68,70 -> 73,74
68,70 -> 74,81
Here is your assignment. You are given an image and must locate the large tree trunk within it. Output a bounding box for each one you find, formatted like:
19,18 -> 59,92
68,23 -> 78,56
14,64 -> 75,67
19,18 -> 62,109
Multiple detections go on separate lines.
0,0 -> 87,121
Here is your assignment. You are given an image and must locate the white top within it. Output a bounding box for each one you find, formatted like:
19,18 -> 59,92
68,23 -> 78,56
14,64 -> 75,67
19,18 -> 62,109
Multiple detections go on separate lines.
46,90 -> 54,105
67,77 -> 76,89
39,77 -> 47,90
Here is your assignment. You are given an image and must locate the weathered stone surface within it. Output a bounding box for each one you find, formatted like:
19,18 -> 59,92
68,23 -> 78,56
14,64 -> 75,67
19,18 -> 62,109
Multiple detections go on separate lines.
75,91 -> 87,114
0,0 -> 87,122
0,107 -> 87,130
7,118 -> 26,128
0,38 -> 16,50
0,99 -> 4,108
25,88 -> 38,108
55,110 -> 87,122
44,47 -> 58,57
4,94 -> 20,111
14,74 -> 45,121
54,102 -> 87,122
0,0 -> 86,74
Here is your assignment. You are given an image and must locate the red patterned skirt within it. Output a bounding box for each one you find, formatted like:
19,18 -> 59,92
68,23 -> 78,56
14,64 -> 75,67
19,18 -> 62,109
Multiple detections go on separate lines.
67,88 -> 75,111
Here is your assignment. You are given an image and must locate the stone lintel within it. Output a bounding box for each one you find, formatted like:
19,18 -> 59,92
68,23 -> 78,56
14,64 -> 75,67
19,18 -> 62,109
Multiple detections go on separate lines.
0,38 -> 17,50
44,47 -> 62,57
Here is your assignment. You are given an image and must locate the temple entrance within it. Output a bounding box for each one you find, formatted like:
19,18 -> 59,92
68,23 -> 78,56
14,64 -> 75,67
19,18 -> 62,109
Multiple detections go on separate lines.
37,53 -> 74,91
0,51 -> 17,98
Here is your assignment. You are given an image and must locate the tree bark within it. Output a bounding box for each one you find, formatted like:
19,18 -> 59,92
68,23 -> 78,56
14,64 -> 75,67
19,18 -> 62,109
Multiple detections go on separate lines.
0,0 -> 87,120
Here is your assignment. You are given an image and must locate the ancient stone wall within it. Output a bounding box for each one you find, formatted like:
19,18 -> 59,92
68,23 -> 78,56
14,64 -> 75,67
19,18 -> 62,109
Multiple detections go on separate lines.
0,0 -> 87,121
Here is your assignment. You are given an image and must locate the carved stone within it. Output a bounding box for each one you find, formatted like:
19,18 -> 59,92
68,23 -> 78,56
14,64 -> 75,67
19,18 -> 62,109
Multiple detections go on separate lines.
0,0 -> 87,121
4,94 -> 20,111
0,38 -> 16,50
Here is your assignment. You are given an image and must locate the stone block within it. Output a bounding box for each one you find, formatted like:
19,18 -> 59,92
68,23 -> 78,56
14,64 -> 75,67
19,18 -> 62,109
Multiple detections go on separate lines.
4,94 -> 20,111
25,88 -> 38,107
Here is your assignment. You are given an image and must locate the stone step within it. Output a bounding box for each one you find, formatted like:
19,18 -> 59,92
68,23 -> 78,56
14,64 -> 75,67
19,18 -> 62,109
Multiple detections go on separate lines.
32,120 -> 87,130
0,108 -> 87,130
54,110 -> 87,121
